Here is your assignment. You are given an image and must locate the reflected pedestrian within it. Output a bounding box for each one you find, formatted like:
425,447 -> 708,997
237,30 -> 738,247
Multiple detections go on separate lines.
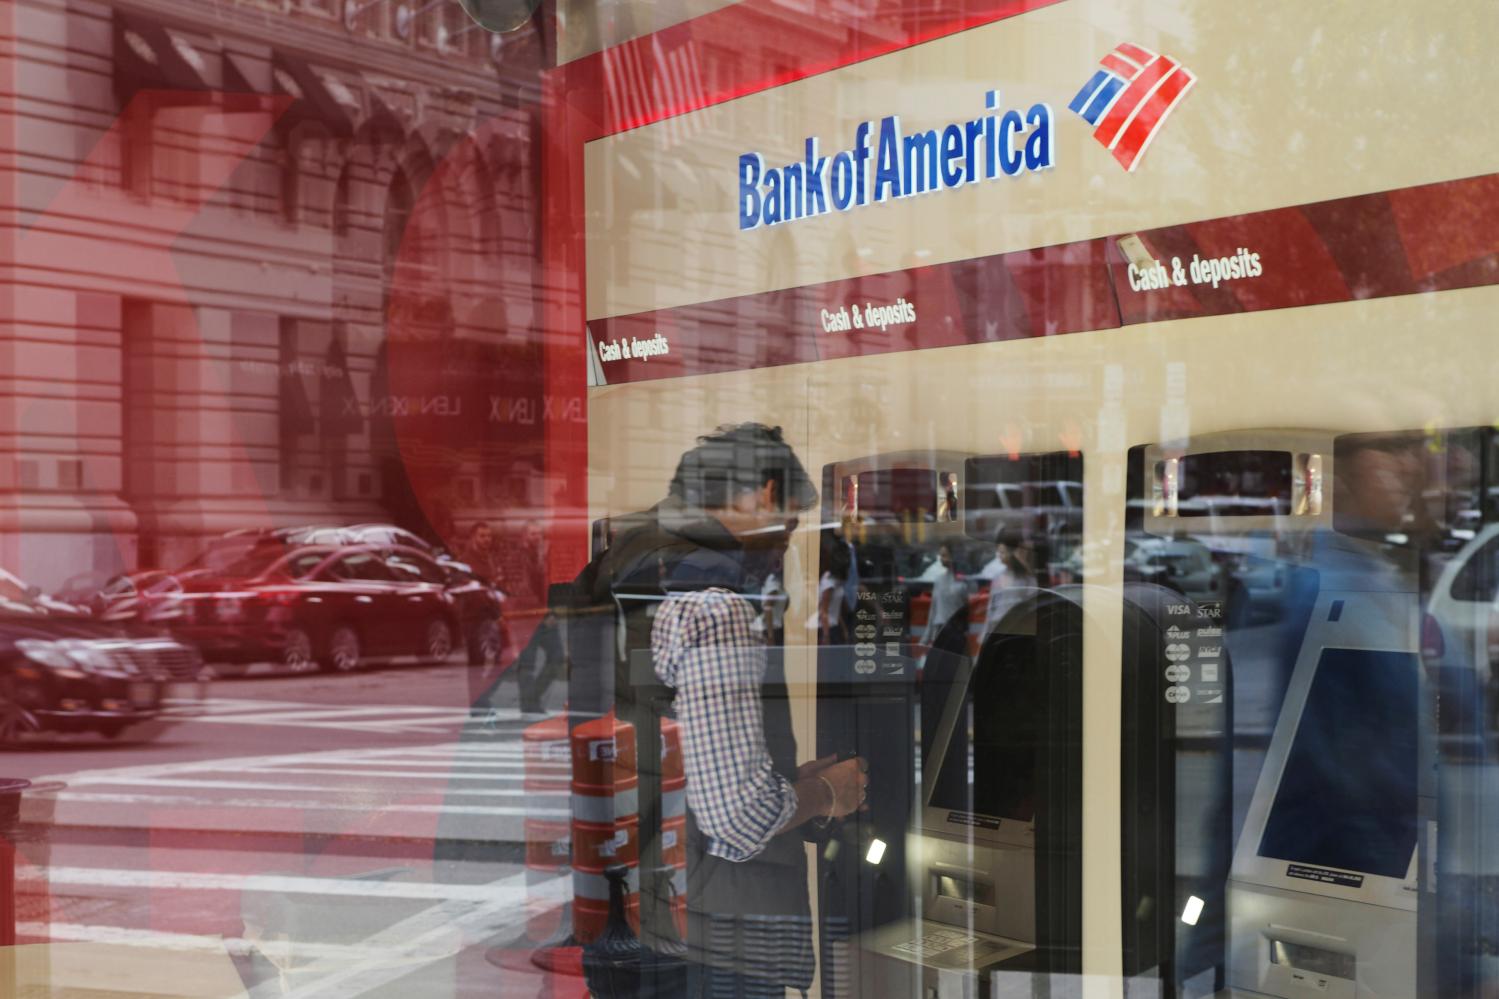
938,471 -> 959,521
813,530 -> 852,645
982,527 -> 1035,638
461,521 -> 500,584
508,520 -> 564,717
572,423 -> 867,997
920,543 -> 969,660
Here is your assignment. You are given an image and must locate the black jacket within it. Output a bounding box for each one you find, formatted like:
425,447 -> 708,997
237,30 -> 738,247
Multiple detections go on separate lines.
567,497 -> 814,993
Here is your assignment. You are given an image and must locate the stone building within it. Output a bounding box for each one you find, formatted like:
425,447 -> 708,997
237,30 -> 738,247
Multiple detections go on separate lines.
0,0 -> 548,587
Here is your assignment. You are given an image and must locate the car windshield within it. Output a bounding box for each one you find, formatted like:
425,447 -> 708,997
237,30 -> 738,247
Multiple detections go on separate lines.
214,547 -> 295,580
1028,484 -> 1065,506
179,536 -> 289,573
328,553 -> 396,581
387,551 -> 446,584
278,552 -> 330,579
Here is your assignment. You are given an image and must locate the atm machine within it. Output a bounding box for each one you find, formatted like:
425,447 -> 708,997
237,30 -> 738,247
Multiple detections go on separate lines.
1227,644 -> 1419,998
816,450 -> 1084,998
1223,433 -> 1425,999
1120,431 -> 1433,999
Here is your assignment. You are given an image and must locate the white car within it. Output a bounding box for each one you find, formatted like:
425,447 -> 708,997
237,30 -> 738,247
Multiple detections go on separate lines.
1424,522 -> 1499,691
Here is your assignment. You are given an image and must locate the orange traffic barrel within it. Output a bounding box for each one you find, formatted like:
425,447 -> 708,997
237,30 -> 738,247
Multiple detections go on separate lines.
523,715 -> 571,793
570,714 -> 639,942
521,717 -> 573,942
570,713 -> 638,825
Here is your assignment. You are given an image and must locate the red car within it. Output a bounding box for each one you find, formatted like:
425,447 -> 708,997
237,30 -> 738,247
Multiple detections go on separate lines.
145,544 -> 496,674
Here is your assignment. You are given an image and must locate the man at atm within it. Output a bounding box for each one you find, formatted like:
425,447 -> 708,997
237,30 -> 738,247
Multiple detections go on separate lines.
584,423 -> 868,995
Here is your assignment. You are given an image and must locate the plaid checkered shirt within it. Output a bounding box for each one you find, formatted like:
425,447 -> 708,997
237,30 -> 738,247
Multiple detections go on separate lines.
652,587 -> 798,862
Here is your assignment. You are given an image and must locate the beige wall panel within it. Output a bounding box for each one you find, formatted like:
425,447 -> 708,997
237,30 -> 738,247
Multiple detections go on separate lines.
585,0 -> 1499,320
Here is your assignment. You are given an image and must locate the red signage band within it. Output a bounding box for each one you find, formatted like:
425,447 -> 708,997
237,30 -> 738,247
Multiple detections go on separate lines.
587,170 -> 1499,384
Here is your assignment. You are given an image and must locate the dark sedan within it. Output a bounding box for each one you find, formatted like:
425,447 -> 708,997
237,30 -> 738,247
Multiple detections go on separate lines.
146,545 -> 492,674
0,613 -> 203,744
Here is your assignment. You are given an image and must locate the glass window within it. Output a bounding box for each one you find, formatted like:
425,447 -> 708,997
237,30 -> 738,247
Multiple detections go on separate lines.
14,2 -> 1499,998
328,552 -> 396,581
283,551 -> 330,579
386,550 -> 445,584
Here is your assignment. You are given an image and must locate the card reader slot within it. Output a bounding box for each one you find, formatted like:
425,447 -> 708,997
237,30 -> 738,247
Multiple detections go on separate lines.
930,862 -> 996,908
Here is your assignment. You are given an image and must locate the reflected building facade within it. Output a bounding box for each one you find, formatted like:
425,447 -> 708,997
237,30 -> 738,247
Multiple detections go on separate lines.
1,0 -> 549,587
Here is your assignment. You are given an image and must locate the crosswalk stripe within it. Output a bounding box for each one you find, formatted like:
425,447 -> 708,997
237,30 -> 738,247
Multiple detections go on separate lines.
49,790 -> 568,818
175,718 -> 460,734
248,870 -> 567,999
21,922 -> 419,962
159,698 -> 542,735
38,743 -> 507,785
32,865 -> 547,902
235,766 -> 532,782
203,707 -> 480,723
380,747 -> 528,759
21,870 -> 570,999
62,777 -> 564,798
265,758 -> 528,771
166,697 -> 312,709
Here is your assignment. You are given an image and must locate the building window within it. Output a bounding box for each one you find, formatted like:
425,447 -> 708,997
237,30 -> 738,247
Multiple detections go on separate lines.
345,0 -> 396,40
282,154 -> 302,225
383,170 -> 414,273
334,165 -> 355,236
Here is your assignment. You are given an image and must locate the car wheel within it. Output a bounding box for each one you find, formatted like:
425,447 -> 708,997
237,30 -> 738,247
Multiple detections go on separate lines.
0,675 -> 41,746
467,618 -> 502,667
424,619 -> 454,664
282,627 -> 317,674
321,625 -> 361,673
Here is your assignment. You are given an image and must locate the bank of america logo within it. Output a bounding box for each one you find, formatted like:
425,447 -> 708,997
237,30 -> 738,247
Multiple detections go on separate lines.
1068,43 -> 1196,173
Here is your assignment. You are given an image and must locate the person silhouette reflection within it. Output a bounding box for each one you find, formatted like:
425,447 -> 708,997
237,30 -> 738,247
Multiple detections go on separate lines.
573,424 -> 868,998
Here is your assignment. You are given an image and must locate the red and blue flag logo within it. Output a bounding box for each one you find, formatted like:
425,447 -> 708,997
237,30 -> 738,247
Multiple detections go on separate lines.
1069,43 -> 1195,172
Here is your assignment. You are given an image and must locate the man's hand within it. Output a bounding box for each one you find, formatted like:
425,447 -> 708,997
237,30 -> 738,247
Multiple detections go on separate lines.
796,754 -> 838,780
819,758 -> 868,818
790,754 -> 868,826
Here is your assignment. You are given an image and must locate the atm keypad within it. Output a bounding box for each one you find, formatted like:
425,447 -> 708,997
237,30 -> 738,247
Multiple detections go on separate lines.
889,928 -> 980,956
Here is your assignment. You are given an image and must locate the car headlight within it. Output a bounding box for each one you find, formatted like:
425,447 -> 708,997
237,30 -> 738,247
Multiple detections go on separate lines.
68,641 -> 126,672
16,638 -> 124,674
16,639 -> 72,669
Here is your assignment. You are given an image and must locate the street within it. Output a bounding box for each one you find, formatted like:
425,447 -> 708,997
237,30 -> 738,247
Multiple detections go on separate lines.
1,658 -> 580,999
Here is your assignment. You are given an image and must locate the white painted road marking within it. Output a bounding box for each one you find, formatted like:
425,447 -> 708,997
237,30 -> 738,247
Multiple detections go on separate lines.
31,865 -> 539,902
162,697 -> 533,734
45,790 -> 566,818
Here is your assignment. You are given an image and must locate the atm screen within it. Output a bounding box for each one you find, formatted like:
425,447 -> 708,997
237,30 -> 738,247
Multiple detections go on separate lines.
926,643 -> 1039,824
1257,647 -> 1418,878
1172,450 -> 1293,516
855,468 -> 936,521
